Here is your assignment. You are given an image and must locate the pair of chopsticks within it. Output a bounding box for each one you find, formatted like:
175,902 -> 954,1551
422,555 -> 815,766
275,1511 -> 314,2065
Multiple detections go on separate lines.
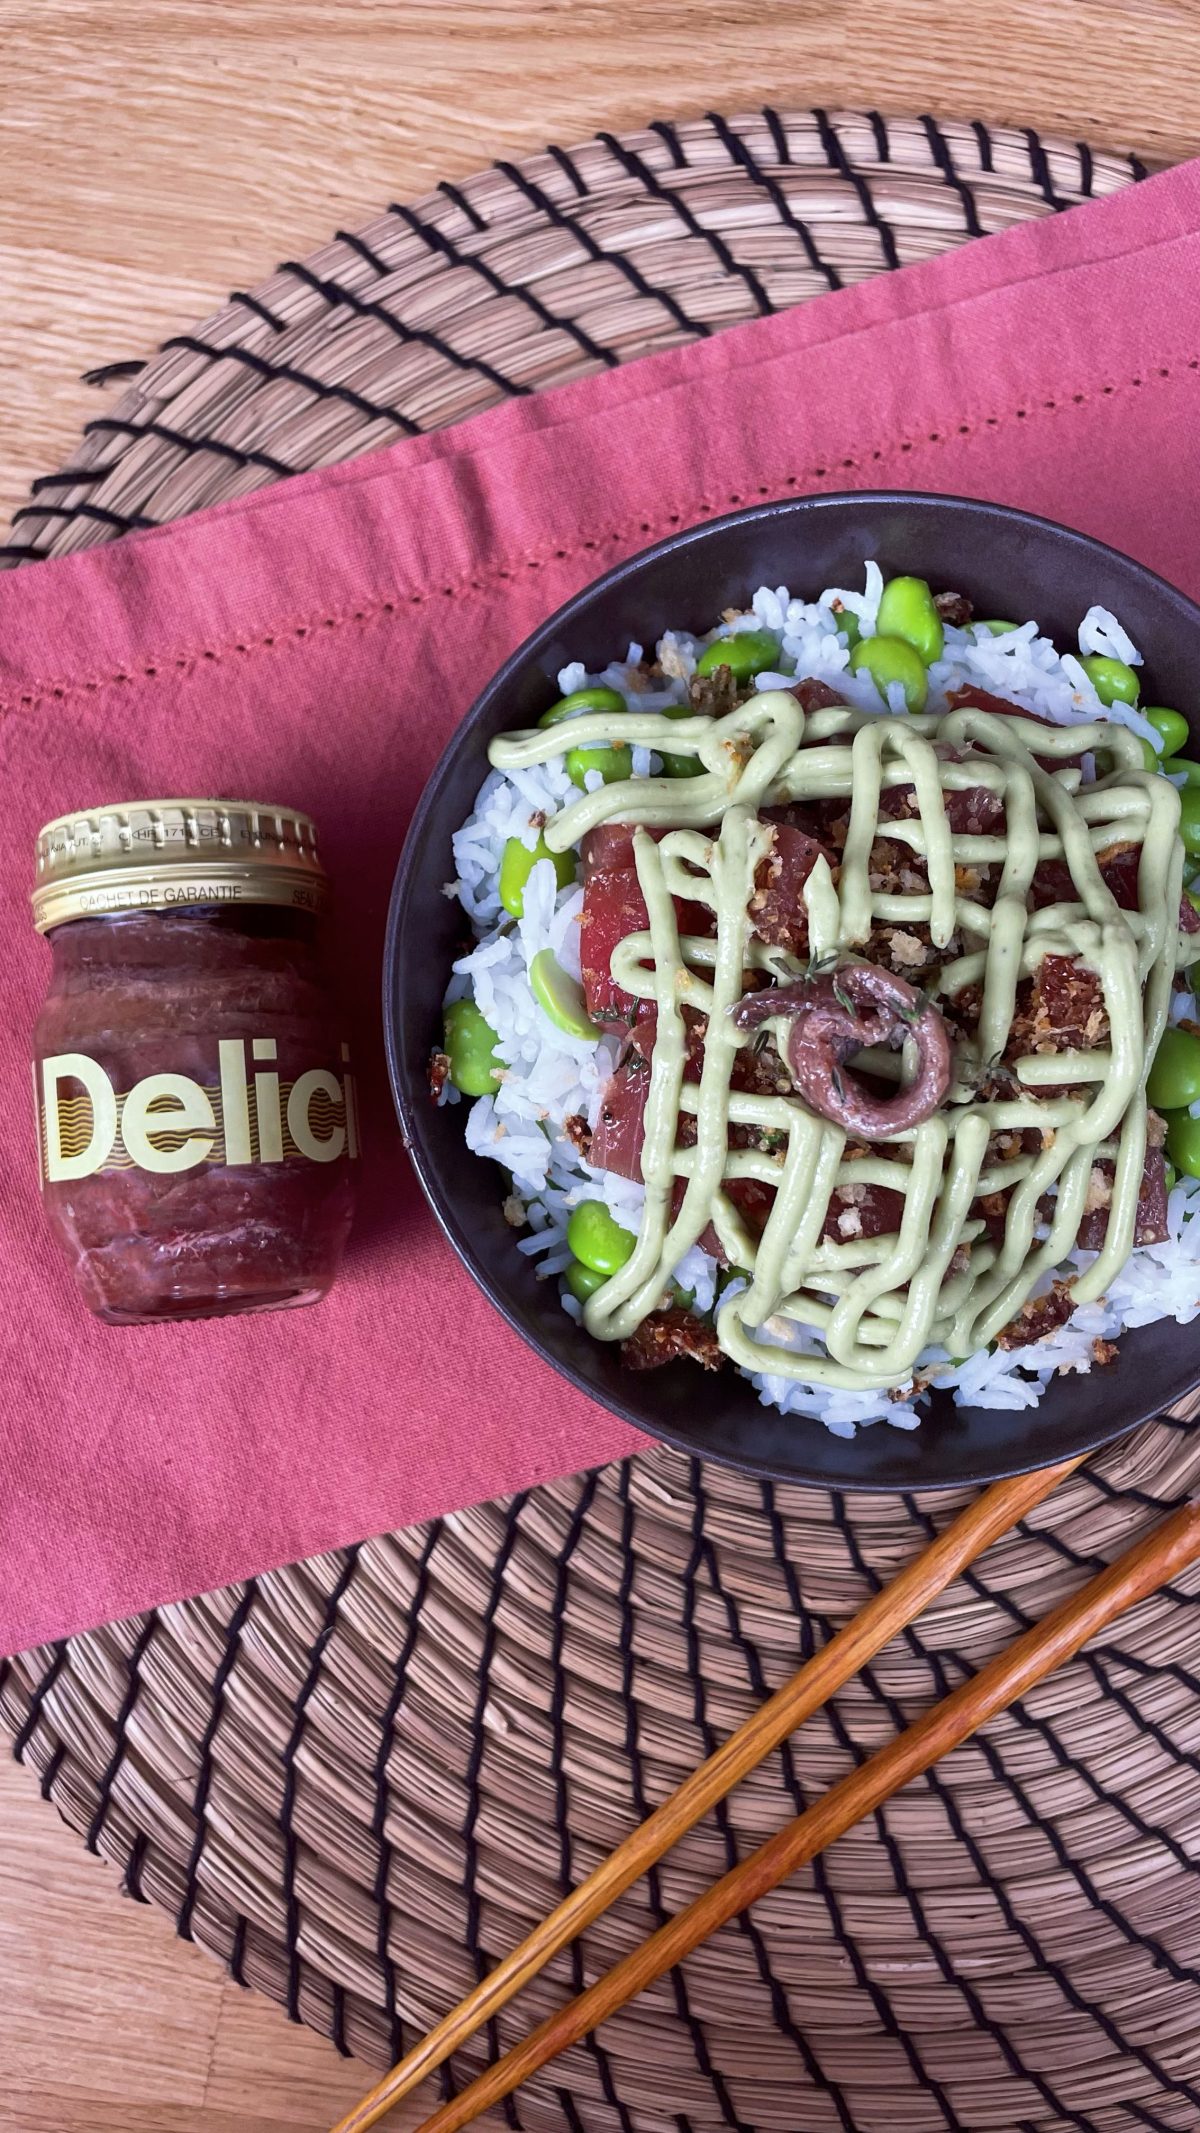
332,1455 -> 1200,2133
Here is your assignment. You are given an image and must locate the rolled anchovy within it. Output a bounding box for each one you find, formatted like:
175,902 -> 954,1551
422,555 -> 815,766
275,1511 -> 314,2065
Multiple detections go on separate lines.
732,964 -> 952,1136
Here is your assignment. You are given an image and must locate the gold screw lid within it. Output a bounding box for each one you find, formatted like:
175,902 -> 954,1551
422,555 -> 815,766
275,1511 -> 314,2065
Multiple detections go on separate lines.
31,798 -> 328,933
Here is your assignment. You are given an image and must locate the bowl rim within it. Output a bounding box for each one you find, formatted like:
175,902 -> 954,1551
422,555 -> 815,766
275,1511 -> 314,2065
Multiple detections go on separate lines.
386,488 -> 1200,1490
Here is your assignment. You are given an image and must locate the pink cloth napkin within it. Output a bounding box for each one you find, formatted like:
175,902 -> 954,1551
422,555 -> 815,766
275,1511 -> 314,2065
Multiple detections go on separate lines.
3,162 -> 1200,1655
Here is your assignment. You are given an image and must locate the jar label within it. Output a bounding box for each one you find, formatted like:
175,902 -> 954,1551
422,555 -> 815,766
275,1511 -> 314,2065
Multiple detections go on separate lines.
35,1039 -> 360,1181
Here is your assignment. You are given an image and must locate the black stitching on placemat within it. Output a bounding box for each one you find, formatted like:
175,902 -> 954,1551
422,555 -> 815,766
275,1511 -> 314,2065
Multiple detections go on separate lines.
614,1466 -> 726,2133
82,358 -> 146,386
753,1484 -> 958,2130
82,414 -> 294,479
279,257 -> 529,399
388,198 -> 618,371
1019,1512 -> 1200,1612
812,109 -> 901,272
177,1582 -> 257,1944
330,1981 -> 350,2058
10,498 -> 156,534
934,1635 -> 1200,2081
898,1496 -> 1200,1862
229,1912 -> 248,1986
970,119 -> 996,173
832,1497 -> 1200,2118
760,106 -> 792,167
229,289 -> 288,333
1024,126 -> 1069,212
280,1548 -> 362,2027
867,110 -> 892,163
704,112 -> 841,291
836,1679 -> 1102,2131
1087,1645 -> 1200,1779
29,462 -> 125,493
461,1494 -> 529,2128
1082,1464 -> 1188,1515
495,156 -> 711,340
771,1501 -> 1061,2133
40,1739 -> 67,1802
12,1644 -> 67,1761
547,1473 -> 639,2133
1077,141 -> 1095,197
333,227 -> 395,277
783,1492 -> 1100,2133
159,336 -> 422,435
1126,2101 -> 1179,2133
86,1613 -> 156,1855
437,179 -> 490,231
371,1522 -> 442,2064
545,142 -> 590,198
942,1629 -> 1200,1962
646,118 -> 688,170
124,1828 -> 149,1903
1130,151 -> 1151,183
684,1463 -> 851,2133
920,115 -> 985,236
596,128 -> 774,316
1092,1637 -> 1200,1701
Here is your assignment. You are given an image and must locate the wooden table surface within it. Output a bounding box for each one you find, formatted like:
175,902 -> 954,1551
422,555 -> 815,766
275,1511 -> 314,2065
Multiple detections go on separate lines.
2,3 -> 1199,2129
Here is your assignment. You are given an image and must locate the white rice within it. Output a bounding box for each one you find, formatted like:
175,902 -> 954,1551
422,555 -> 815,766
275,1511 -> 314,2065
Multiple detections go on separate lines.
441,572 -> 1200,1436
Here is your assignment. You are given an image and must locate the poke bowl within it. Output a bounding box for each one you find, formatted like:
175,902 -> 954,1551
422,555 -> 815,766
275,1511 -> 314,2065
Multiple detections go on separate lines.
385,492 -> 1200,1490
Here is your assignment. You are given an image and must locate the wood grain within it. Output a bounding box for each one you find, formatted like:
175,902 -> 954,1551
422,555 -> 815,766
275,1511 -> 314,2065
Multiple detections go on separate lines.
3,0 -> 1200,532
0,1753 -> 506,2131
0,6 -> 1197,2128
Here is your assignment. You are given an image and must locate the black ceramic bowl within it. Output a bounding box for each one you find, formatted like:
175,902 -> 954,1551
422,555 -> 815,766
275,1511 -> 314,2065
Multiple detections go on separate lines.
385,492 -> 1200,1490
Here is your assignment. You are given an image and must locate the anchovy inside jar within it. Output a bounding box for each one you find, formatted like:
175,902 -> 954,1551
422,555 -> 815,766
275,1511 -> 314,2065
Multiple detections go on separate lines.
30,799 -> 357,1325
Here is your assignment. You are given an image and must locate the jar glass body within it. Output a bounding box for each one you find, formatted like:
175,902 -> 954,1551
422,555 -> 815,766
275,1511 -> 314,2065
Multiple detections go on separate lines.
33,903 -> 356,1325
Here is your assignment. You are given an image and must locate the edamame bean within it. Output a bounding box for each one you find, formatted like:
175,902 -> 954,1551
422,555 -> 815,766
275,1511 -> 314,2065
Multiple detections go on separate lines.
1081,654 -> 1140,707
1166,1109 -> 1200,1180
657,702 -> 707,779
875,575 -> 944,665
565,1259 -> 607,1302
1163,757 -> 1200,788
1147,1027 -> 1200,1110
539,684 -> 627,728
981,619 -> 1019,636
694,628 -> 781,680
1165,1161 -> 1179,1194
443,998 -> 503,1095
849,634 -> 929,712
529,949 -> 595,1037
498,835 -> 575,917
833,608 -> 861,647
566,1200 -> 637,1276
1144,705 -> 1191,756
1141,738 -> 1162,773
566,741 -> 633,789
1179,788 -> 1200,861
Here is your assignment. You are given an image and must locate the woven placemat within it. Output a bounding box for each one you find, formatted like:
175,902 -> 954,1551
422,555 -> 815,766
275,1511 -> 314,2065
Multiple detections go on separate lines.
5,108 -> 1200,2133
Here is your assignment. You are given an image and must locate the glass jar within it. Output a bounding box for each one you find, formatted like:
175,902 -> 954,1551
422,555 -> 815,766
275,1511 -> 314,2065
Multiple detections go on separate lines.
31,800 -> 357,1325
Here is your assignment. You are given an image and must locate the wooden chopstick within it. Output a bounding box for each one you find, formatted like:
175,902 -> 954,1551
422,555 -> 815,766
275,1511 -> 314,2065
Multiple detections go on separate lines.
330,1454 -> 1084,2133
400,1488 -> 1200,2133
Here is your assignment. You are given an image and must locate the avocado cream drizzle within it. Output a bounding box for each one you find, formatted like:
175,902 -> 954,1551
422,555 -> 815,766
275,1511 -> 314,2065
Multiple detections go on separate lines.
487,691 -> 1197,1393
